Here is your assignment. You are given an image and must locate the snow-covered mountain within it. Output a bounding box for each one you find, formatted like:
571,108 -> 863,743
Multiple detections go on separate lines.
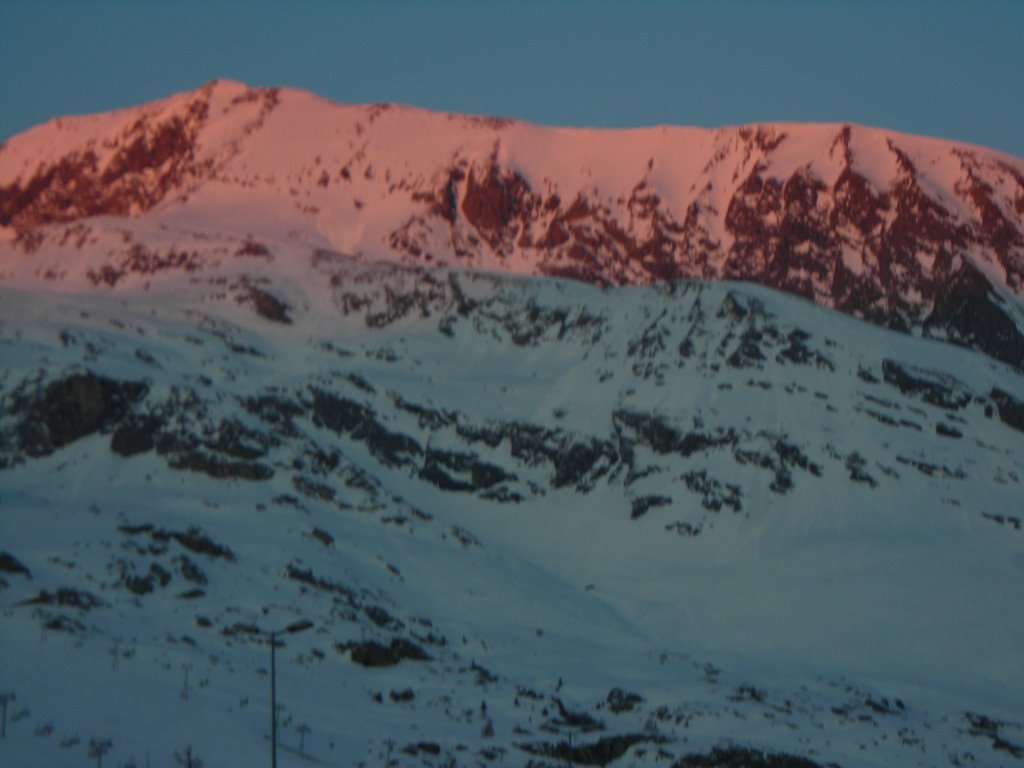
2,79 -> 1024,367
0,83 -> 1023,768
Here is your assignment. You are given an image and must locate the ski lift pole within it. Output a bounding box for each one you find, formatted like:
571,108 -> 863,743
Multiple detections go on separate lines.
267,619 -> 313,768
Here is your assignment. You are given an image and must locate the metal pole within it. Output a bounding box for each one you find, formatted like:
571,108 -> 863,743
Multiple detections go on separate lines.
271,631 -> 277,768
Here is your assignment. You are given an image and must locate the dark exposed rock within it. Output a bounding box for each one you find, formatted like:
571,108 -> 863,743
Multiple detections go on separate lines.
242,286 -> 292,324
862,408 -> 898,427
733,437 -> 821,494
310,526 -> 334,547
43,615 -> 86,633
457,420 -> 617,490
923,265 -> 1024,369
606,688 -> 644,714
21,587 -> 104,610
857,367 -> 879,383
518,733 -> 649,766
461,153 -> 537,254
881,360 -> 972,410
672,746 -> 834,768
419,448 -> 515,492
727,328 -> 766,369
862,696 -> 905,715
166,450 -> 273,480
0,552 -> 31,578
682,471 -> 743,511
119,525 -> 235,561
110,414 -> 162,456
449,526 -> 480,548
613,410 -> 687,455
981,512 -> 1022,531
119,562 -> 172,595
311,389 -> 422,467
221,622 -> 261,638
895,455 -> 965,480
845,453 -> 877,487
285,562 -> 356,603
242,393 -> 303,437
364,605 -> 403,630
630,495 -> 672,519
175,555 -> 207,585
551,698 -> 603,732
777,329 -> 834,370
345,638 -> 430,667
965,712 -> 1024,760
991,388 -> 1024,433
16,373 -> 148,457
292,475 -> 336,502
235,239 -> 271,258
87,244 -> 204,287
402,742 -> 442,757
201,418 -> 274,460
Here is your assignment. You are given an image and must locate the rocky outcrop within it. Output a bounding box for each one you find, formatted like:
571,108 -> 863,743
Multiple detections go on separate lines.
13,372 -> 148,457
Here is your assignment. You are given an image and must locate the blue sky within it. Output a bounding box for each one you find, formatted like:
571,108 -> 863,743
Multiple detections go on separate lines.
1,0 -> 1022,157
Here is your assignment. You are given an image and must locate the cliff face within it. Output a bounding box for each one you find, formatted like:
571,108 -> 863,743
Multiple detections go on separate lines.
2,80 -> 1023,366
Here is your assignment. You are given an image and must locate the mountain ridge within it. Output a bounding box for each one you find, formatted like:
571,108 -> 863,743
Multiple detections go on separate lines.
2,80 -> 1023,369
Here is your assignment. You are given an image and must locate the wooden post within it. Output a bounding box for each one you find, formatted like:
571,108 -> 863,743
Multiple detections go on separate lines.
0,692 -> 14,738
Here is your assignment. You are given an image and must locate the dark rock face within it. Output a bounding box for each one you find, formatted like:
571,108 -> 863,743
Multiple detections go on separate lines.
418,448 -> 515,492
606,687 -> 644,713
518,733 -> 650,767
965,711 -> 1024,760
881,360 -> 971,410
923,265 -> 1024,367
0,552 -> 31,578
110,415 -> 162,456
15,373 -> 148,457
991,388 -> 1024,433
86,243 -> 204,287
456,420 -> 618,491
311,389 -> 422,467
392,125 -> 1024,369
671,746 -> 831,768
21,587 -> 104,610
346,638 -> 430,667
165,451 -> 274,480
461,153 -> 536,255
0,372 -> 275,480
242,286 -> 292,324
119,523 -> 235,562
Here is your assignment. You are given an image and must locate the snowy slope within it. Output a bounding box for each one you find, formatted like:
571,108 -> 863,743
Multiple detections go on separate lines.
1,83 -> 1023,768
1,242 -> 1023,767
